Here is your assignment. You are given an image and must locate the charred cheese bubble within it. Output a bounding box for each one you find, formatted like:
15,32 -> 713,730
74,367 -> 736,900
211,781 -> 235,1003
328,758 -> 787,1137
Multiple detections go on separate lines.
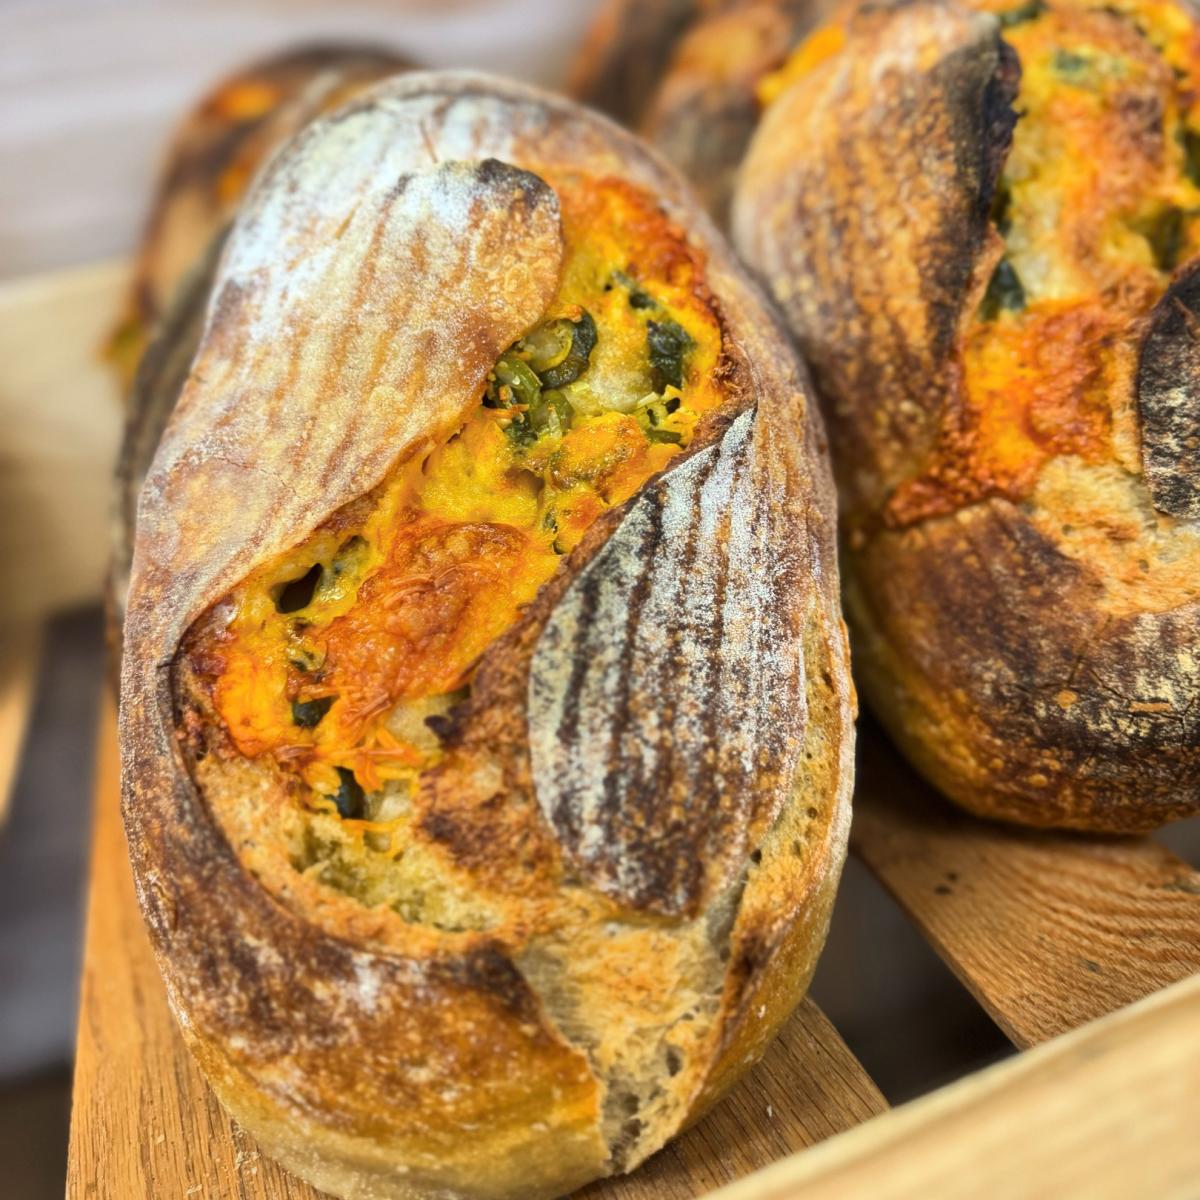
188,173 -> 726,847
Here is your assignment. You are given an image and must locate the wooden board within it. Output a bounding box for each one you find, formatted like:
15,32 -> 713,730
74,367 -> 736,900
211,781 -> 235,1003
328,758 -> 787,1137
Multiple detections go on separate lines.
0,622 -> 42,825
66,704 -> 885,1200
0,260 -> 124,624
852,720 -> 1200,1048
707,970 -> 1200,1200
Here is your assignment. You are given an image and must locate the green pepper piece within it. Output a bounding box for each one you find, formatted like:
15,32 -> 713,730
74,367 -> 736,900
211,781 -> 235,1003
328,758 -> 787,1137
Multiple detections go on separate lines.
636,396 -> 684,445
1182,128 -> 1200,188
539,310 -> 597,389
331,767 -> 366,819
610,270 -> 658,310
330,535 -> 367,577
486,353 -> 542,410
1143,207 -> 1185,271
516,320 -> 575,374
997,0 -> 1045,28
291,696 -> 334,728
528,388 -> 572,435
1052,49 -> 1091,80
980,258 -> 1026,320
647,320 -> 693,391
990,180 -> 1013,236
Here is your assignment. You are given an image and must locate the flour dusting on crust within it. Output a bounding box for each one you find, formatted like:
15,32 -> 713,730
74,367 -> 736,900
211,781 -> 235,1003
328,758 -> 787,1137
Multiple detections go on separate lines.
529,409 -> 808,917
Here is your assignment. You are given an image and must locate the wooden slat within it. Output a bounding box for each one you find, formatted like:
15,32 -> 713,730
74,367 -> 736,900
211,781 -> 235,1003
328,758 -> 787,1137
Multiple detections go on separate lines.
0,622 -> 42,825
852,719 -> 1200,1048
706,970 -> 1200,1200
67,704 -> 884,1200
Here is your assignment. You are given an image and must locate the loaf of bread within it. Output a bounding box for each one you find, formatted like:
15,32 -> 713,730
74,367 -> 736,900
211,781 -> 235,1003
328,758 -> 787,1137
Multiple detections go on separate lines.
120,71 -> 854,1199
569,0 -> 706,129
733,0 -> 1200,830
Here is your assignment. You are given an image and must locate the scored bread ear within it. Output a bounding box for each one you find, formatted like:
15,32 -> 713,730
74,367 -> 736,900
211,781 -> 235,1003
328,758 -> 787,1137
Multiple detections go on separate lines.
128,154 -> 563,660
530,406 -> 810,919
107,227 -> 225,681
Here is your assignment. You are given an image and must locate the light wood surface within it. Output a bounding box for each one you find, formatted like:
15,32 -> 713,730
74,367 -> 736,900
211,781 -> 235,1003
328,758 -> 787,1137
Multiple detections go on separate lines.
851,722 -> 1200,1048
0,260 -> 124,624
67,704 -> 885,1200
707,970 -> 1200,1200
0,622 -> 42,824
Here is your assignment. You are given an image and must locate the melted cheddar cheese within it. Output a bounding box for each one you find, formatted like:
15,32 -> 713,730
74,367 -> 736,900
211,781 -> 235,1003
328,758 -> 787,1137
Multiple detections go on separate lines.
187,173 -> 727,825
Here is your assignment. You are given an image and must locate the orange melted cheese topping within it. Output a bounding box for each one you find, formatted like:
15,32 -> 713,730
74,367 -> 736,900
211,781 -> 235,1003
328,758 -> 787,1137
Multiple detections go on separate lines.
188,173 -> 726,815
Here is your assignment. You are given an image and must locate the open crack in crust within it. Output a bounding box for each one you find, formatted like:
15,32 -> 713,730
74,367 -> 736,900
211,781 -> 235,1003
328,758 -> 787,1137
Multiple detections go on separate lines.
734,0 -> 1200,831
120,72 -> 853,1200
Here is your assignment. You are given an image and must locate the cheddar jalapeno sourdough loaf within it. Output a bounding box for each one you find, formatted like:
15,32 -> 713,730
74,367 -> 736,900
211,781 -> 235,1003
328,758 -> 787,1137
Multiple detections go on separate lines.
733,0 -> 1200,831
120,72 -> 853,1200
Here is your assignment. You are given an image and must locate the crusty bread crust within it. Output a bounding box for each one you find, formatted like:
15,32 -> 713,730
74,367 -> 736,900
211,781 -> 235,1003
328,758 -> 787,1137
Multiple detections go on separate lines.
107,45 -> 415,676
567,0 -> 836,225
733,0 -> 1200,831
107,231 -> 224,684
120,71 -> 853,1199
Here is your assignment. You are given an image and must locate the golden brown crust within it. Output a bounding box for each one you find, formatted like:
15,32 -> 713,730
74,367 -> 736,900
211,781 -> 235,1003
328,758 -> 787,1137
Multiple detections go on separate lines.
121,71 -> 853,1198
569,0 -> 835,223
107,46 -> 413,682
733,0 -> 1200,831
107,229 -> 226,683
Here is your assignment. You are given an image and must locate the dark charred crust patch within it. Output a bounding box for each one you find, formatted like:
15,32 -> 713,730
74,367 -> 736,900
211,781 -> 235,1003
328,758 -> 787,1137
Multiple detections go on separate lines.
455,944 -> 545,1025
473,156 -> 545,201
923,31 -> 1019,358
1137,260 -> 1200,519
979,40 -> 1021,220
855,504 -> 1200,829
